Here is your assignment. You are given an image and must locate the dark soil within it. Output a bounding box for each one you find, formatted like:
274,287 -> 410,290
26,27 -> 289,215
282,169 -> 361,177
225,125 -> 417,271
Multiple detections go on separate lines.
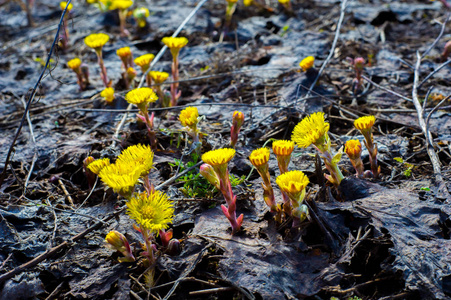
1,0 -> 451,299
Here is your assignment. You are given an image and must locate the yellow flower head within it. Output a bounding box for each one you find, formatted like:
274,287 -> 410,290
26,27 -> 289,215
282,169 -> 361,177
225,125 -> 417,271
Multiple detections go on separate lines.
101,87 -> 115,103
272,140 -> 295,157
354,115 -> 376,131
202,148 -> 236,167
299,56 -> 315,72
243,0 -> 253,6
179,107 -> 199,128
99,162 -> 141,195
116,47 -> 132,59
84,33 -> 109,50
67,58 -> 82,71
162,37 -> 188,58
60,1 -> 73,10
134,54 -> 155,70
126,190 -> 174,233
162,36 -> 189,49
276,170 -> 309,195
110,0 -> 133,10
345,139 -> 362,160
249,148 -> 270,167
150,71 -> 169,84
278,0 -> 290,4
125,87 -> 158,107
116,144 -> 154,177
87,158 -> 111,175
291,112 -> 330,148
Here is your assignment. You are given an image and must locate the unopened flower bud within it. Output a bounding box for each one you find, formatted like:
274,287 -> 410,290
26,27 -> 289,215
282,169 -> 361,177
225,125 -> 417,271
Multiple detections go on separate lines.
105,230 -> 135,262
200,163 -> 220,190
166,239 -> 181,256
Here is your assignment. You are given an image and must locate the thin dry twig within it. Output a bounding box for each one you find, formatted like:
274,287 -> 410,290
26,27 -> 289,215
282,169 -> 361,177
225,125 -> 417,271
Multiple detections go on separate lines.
411,51 -> 450,200
306,0 -> 348,96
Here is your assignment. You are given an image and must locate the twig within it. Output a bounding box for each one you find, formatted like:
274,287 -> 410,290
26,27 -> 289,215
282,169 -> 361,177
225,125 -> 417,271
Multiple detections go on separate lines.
0,0 -> 72,189
362,75 -> 412,102
21,95 -> 38,193
189,287 -> 235,296
75,177 -> 98,212
57,178 -> 75,207
418,59 -> 451,88
111,0 -> 209,148
425,95 -> 451,135
411,51 -> 449,199
306,0 -> 348,96
421,12 -> 450,58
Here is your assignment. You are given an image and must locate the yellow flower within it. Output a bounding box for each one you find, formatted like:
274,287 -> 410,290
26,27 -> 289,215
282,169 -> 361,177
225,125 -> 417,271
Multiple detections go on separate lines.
226,0 -> 238,3
67,58 -> 81,71
60,1 -> 73,10
110,0 -> 133,10
243,0 -> 252,6
134,54 -> 155,71
87,158 -> 111,175
125,87 -> 158,106
162,37 -> 189,49
150,71 -> 169,84
99,162 -> 141,195
101,87 -> 115,103
272,140 -> 295,156
179,107 -> 199,127
162,37 -> 188,58
354,115 -> 376,131
126,190 -> 174,233
116,46 -> 132,59
202,148 -> 236,167
299,56 -> 315,72
116,144 -> 154,177
276,170 -> 309,195
345,140 -> 362,160
291,112 -> 330,148
84,33 -> 109,50
249,148 -> 270,167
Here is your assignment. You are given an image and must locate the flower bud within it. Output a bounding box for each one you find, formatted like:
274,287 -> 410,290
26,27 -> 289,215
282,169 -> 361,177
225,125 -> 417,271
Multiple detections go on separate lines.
199,163 -> 220,190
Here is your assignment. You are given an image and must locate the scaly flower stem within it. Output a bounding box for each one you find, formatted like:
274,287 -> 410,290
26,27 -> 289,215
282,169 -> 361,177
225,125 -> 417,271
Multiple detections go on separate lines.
363,137 -> 379,178
350,156 -> 364,177
95,49 -> 109,87
217,167 -> 243,233
256,167 -> 277,212
143,110 -> 157,149
170,56 -> 180,107
140,226 -> 155,265
275,156 -> 292,215
118,9 -> 130,38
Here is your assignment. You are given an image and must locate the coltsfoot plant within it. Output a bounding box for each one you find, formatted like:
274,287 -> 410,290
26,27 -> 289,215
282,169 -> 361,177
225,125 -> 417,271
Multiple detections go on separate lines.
345,139 -> 364,177
354,115 -> 379,178
200,148 -> 243,233
230,111 -> 244,148
84,33 -> 110,87
292,112 -> 344,187
162,36 -> 188,106
249,148 -> 277,212
125,88 -> 159,148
